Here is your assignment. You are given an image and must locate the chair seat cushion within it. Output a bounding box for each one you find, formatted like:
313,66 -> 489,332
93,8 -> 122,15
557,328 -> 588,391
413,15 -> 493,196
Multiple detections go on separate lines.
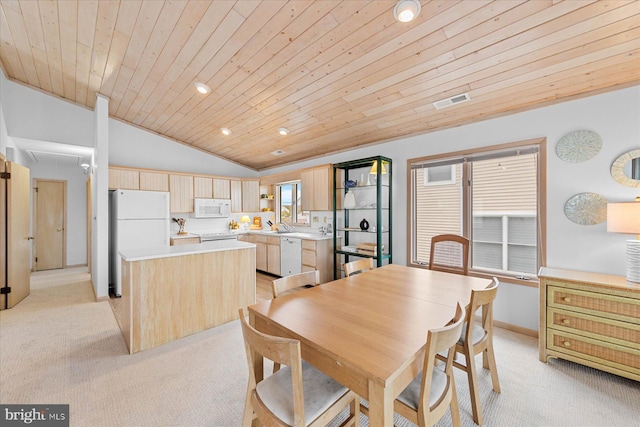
458,322 -> 486,345
256,360 -> 348,426
396,366 -> 447,410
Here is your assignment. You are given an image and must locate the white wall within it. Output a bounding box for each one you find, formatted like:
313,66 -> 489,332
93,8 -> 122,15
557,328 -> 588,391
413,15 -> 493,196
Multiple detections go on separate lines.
2,75 -> 93,148
261,85 -> 640,332
109,119 -> 257,177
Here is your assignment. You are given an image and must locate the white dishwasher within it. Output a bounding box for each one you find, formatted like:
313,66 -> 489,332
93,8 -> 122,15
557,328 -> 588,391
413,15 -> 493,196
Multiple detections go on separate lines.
280,237 -> 302,277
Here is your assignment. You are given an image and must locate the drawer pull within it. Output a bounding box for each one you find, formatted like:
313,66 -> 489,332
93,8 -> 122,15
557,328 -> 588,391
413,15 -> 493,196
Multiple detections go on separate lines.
563,341 -> 571,347
562,297 -> 571,303
561,319 -> 570,325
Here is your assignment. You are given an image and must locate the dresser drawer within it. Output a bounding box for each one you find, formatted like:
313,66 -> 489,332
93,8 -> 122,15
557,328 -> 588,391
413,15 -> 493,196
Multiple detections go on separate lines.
548,286 -> 640,325
547,329 -> 640,377
548,308 -> 640,350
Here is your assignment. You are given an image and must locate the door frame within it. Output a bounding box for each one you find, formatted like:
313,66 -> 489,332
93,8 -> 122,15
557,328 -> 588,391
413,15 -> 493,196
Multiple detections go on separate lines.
33,179 -> 67,271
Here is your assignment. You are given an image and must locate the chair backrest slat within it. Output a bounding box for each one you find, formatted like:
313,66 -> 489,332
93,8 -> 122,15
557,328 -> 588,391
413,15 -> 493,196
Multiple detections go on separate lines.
343,258 -> 375,277
272,270 -> 320,298
429,234 -> 470,276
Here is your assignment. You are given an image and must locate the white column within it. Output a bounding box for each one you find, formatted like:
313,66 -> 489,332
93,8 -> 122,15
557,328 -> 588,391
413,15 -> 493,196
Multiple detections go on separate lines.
92,94 -> 109,298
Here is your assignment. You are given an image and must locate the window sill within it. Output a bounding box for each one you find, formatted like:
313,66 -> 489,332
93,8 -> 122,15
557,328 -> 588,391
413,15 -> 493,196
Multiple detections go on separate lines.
408,262 -> 539,288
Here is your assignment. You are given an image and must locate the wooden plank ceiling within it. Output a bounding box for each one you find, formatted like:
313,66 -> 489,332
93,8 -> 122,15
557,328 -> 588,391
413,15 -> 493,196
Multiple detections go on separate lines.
1,0 -> 639,171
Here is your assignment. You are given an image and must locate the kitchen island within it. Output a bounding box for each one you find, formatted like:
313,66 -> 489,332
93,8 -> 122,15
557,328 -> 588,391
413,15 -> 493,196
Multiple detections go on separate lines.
116,239 -> 255,353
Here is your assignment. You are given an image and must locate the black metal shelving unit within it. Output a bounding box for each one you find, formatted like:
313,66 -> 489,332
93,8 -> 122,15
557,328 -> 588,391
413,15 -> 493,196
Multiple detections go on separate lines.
333,156 -> 392,279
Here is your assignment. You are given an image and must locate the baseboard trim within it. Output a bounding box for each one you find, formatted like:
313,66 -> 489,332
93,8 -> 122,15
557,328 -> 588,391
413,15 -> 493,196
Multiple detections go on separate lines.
495,319 -> 538,338
66,263 -> 88,269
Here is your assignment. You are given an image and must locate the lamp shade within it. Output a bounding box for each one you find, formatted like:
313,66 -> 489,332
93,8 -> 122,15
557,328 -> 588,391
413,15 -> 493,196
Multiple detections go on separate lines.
607,202 -> 640,234
370,160 -> 387,175
240,215 -> 251,223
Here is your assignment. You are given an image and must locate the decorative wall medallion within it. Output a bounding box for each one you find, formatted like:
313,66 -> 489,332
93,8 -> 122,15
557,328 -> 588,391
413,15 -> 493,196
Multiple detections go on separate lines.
564,192 -> 608,225
556,130 -> 602,162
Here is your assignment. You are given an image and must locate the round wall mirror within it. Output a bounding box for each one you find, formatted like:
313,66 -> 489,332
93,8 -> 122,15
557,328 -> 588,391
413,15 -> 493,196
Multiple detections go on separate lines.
611,149 -> 640,188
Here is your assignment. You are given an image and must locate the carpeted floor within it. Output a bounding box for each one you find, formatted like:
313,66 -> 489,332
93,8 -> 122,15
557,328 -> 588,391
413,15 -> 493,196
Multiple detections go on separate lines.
0,268 -> 638,427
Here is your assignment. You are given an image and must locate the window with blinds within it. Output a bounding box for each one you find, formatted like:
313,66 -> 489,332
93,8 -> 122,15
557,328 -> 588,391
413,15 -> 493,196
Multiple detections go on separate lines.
409,140 -> 545,282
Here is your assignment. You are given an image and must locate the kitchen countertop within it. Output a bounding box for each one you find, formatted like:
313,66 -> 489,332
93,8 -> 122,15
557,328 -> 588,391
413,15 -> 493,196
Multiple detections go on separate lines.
244,230 -> 334,241
169,233 -> 200,239
120,239 -> 255,262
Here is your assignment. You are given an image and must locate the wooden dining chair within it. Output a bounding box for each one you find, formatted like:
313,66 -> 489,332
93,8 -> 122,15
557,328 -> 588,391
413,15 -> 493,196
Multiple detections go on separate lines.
238,308 -> 360,427
429,234 -> 470,275
441,278 -> 500,425
343,258 -> 374,276
272,270 -> 321,298
394,302 -> 465,427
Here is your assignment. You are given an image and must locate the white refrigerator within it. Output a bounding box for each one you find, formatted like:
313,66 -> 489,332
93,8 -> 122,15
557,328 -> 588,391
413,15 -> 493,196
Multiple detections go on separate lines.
110,189 -> 170,296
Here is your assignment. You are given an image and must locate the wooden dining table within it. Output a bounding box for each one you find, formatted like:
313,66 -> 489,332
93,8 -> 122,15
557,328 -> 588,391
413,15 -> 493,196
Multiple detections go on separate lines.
247,264 -> 492,427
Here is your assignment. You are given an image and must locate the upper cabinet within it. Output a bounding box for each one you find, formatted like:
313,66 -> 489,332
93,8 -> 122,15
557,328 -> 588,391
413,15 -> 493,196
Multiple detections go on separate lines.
109,168 -> 139,190
231,179 -> 260,213
301,165 -> 333,211
193,176 -> 213,198
169,174 -> 194,213
242,180 -> 260,212
213,178 -> 231,199
139,171 -> 169,192
230,180 -> 242,212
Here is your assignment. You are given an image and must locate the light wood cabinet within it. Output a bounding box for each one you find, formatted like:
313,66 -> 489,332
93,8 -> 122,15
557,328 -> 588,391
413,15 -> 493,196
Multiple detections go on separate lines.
213,178 -> 231,199
139,171 -> 169,191
169,174 -> 194,213
539,267 -> 640,382
231,180 -> 242,213
241,234 -> 280,275
231,179 -> 260,212
170,236 -> 200,246
301,165 -> 333,211
267,236 -> 281,276
255,235 -> 268,272
193,176 -> 213,198
242,180 -> 260,212
109,168 -> 139,190
301,238 -> 333,284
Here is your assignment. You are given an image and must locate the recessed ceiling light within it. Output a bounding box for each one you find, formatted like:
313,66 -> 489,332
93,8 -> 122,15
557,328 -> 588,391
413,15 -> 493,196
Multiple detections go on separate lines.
271,149 -> 285,156
195,82 -> 211,94
393,0 -> 421,23
278,128 -> 289,136
221,127 -> 231,135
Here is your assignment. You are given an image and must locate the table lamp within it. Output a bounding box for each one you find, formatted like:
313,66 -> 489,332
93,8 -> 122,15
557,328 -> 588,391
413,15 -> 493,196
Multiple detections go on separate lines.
607,198 -> 640,283
240,215 -> 251,232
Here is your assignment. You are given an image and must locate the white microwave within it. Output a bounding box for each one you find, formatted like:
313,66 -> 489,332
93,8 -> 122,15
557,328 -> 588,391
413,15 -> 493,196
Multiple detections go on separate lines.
194,198 -> 231,218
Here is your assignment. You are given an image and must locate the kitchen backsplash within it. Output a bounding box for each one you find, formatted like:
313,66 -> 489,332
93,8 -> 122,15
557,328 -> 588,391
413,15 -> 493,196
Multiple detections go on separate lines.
170,211 -> 335,235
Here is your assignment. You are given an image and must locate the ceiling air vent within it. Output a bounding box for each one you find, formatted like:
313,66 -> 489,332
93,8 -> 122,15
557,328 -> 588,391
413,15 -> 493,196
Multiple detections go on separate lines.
433,93 -> 470,110
26,150 -> 82,166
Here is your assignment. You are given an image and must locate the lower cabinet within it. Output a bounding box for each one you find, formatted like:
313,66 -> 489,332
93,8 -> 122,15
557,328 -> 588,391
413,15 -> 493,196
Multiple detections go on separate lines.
241,234 -> 332,281
255,235 -> 268,272
170,236 -> 200,246
301,239 -> 333,284
240,234 -> 280,276
267,236 -> 281,276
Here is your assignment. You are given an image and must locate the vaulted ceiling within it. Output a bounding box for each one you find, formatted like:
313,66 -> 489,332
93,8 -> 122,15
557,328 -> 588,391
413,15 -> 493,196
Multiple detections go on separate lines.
1,0 -> 639,170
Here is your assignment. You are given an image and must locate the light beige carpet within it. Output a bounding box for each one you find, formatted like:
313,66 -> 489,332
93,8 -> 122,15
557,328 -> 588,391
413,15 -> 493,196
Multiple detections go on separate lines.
1,268 -> 638,427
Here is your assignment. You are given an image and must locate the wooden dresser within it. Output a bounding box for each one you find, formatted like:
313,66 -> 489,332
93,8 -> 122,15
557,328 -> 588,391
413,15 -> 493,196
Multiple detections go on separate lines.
539,267 -> 640,381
